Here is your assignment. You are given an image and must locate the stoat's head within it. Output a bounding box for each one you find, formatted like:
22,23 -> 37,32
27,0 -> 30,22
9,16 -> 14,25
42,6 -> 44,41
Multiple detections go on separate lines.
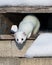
14,31 -> 26,44
11,25 -> 27,44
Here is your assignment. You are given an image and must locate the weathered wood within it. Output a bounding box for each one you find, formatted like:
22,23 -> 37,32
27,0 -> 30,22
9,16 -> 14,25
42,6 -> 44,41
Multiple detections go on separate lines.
0,57 -> 52,65
0,34 -> 37,40
0,31 -> 51,40
20,58 -> 52,65
0,14 -> 13,34
0,40 -> 33,57
0,34 -> 14,40
0,57 -> 19,65
0,32 -> 51,57
0,34 -> 52,65
0,6 -> 52,13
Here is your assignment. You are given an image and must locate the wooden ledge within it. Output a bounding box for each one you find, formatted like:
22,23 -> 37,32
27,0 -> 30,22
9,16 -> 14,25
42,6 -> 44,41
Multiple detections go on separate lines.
0,57 -> 52,65
0,40 -> 33,57
0,32 -> 51,57
0,34 -> 38,57
0,34 -> 36,40
0,31 -> 51,40
0,6 -> 52,13
0,34 -> 39,40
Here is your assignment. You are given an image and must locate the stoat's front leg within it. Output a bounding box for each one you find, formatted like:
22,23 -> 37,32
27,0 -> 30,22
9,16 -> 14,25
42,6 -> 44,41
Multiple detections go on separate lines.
27,32 -> 32,38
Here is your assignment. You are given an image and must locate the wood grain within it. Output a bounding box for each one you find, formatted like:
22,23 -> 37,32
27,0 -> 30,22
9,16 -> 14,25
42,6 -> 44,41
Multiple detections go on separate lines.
0,31 -> 51,40
0,57 -> 19,65
0,34 -> 38,40
0,6 -> 52,13
20,58 -> 52,65
0,40 -> 33,57
0,57 -> 52,65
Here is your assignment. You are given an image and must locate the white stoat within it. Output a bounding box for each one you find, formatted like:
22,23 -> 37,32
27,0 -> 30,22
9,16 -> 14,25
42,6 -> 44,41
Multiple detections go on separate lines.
11,15 -> 40,44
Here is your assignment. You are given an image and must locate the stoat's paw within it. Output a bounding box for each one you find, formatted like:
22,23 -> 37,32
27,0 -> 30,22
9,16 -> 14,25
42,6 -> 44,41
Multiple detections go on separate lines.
24,54 -> 34,58
27,32 -> 31,38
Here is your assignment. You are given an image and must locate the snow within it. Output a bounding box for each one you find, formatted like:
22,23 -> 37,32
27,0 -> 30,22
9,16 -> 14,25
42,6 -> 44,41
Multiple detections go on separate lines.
25,33 -> 52,58
0,0 -> 52,6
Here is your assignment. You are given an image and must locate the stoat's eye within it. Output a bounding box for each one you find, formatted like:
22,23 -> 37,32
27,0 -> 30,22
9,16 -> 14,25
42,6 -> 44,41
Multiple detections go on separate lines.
21,38 -> 23,41
17,39 -> 19,41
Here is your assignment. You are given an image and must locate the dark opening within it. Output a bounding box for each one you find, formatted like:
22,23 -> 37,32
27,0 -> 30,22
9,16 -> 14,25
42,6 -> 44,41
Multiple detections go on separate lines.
1,13 -> 52,34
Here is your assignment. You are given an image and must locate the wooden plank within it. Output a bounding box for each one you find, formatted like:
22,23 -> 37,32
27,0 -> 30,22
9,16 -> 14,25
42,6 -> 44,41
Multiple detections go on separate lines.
0,6 -> 52,13
0,57 -> 52,65
0,57 -> 19,65
0,40 -> 33,57
0,31 -> 51,40
0,32 -> 52,57
20,58 -> 52,65
0,34 -> 38,40
0,34 -> 14,40
0,14 -> 13,34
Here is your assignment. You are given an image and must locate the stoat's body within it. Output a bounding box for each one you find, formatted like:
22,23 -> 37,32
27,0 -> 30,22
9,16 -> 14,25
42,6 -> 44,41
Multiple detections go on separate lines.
19,15 -> 40,38
11,15 -> 40,44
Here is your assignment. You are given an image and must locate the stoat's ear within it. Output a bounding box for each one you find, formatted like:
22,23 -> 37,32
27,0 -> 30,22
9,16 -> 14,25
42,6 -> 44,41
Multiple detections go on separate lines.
11,25 -> 18,33
23,32 -> 26,36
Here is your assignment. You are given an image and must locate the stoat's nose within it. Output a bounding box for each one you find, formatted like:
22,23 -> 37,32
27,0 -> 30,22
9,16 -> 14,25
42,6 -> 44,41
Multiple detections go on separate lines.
18,42 -> 23,44
15,42 -> 24,50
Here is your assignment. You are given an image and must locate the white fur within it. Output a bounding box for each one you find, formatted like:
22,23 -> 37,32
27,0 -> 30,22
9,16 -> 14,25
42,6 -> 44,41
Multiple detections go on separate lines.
11,15 -> 40,44
0,0 -> 52,6
19,15 -> 40,37
25,33 -> 52,58
11,25 -> 18,33
14,31 -> 26,44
